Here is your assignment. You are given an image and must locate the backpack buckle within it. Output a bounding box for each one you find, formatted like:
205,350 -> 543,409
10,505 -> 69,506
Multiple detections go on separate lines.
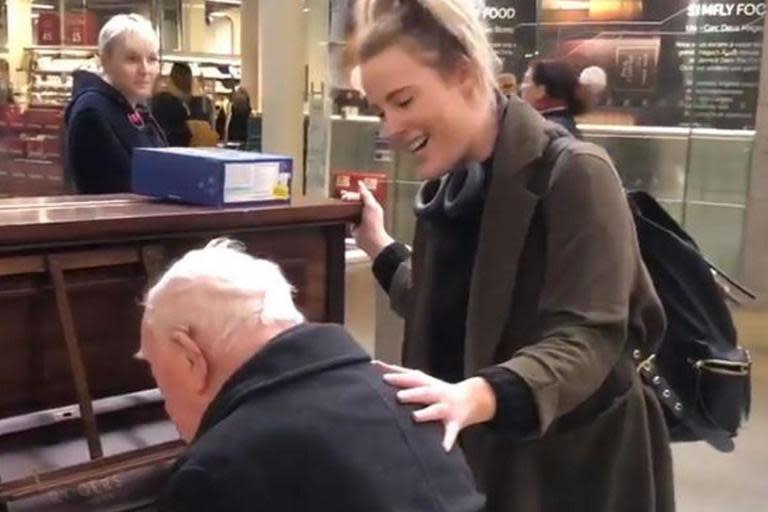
635,352 -> 656,374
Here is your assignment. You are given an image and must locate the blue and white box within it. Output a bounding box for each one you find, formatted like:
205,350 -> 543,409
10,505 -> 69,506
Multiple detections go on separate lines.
132,148 -> 292,207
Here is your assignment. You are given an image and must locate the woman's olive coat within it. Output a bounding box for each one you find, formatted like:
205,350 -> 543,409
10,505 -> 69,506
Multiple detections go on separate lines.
387,96 -> 675,512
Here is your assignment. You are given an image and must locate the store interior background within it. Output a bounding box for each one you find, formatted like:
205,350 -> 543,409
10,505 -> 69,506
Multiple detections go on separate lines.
0,0 -> 766,510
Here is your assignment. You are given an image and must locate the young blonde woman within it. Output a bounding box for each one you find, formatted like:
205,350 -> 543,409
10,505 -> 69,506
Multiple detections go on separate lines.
65,14 -> 166,194
350,1 -> 675,510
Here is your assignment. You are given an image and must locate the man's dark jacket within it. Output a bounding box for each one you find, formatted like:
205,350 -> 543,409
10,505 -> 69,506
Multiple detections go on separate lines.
158,323 -> 485,512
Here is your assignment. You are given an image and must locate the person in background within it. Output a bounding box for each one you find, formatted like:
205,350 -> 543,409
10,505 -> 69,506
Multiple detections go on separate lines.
185,76 -> 219,147
189,93 -> 216,126
496,72 -> 517,98
579,65 -> 608,112
151,62 -> 193,146
65,14 -> 166,194
0,60 -> 15,105
520,59 -> 586,138
141,239 -> 485,512
349,0 -> 674,511
227,87 -> 252,144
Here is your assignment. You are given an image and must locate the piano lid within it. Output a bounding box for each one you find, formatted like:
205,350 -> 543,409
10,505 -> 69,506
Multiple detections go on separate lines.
0,194 -> 361,249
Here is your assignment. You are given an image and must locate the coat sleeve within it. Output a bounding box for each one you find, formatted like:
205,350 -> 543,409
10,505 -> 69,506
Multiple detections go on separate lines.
157,466 -> 224,512
388,260 -> 414,318
68,107 -> 132,193
496,150 -> 639,435
372,242 -> 413,319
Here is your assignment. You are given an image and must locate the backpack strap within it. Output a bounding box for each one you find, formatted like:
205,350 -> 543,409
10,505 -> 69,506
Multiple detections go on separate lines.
526,134 -> 574,196
528,131 -> 618,196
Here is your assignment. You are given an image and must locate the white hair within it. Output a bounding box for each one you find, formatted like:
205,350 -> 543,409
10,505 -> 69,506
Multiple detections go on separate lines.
143,238 -> 304,350
98,13 -> 158,57
579,65 -> 608,94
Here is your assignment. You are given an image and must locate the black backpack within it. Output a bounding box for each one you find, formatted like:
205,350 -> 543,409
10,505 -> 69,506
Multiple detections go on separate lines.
542,136 -> 753,453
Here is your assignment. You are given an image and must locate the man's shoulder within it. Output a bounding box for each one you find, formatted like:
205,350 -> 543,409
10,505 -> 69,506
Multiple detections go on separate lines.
185,364 -> 401,466
188,402 -> 313,463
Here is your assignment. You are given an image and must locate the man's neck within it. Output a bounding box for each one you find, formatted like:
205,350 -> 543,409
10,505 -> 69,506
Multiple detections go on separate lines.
205,321 -> 303,402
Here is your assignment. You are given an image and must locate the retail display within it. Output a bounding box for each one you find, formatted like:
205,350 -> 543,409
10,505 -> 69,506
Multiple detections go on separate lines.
20,48 -> 241,109
21,46 -> 98,108
0,104 -> 66,197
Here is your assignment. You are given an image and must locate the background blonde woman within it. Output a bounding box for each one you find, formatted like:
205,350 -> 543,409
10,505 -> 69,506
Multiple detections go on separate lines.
350,0 -> 675,510
65,14 -> 166,194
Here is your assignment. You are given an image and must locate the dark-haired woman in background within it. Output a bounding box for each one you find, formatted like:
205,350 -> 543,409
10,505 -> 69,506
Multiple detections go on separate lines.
151,62 -> 193,146
521,59 -> 586,138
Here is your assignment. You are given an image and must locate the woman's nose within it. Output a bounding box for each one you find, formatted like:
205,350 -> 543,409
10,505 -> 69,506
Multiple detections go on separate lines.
381,114 -> 404,141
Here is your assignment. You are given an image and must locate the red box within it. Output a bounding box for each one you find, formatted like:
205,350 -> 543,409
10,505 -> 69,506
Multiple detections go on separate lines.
333,171 -> 389,205
37,12 -> 62,46
65,11 -> 98,46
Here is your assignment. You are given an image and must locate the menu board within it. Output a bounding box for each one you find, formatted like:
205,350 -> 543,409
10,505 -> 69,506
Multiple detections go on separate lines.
483,0 -> 766,129
680,1 -> 765,128
328,0 -> 765,129
481,0 -> 537,76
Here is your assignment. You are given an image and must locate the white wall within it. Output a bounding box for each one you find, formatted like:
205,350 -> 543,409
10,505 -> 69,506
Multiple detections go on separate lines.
204,7 -> 241,55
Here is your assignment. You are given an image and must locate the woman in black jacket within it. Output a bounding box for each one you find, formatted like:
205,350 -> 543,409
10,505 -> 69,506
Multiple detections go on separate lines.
520,59 -> 586,138
150,62 -> 193,147
65,14 -> 166,194
227,87 -> 252,144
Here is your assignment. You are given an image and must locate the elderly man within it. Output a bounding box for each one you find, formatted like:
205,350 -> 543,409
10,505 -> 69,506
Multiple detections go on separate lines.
140,239 -> 484,512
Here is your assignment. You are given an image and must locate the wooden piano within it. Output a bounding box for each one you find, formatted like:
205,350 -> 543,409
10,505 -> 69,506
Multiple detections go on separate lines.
0,194 -> 360,510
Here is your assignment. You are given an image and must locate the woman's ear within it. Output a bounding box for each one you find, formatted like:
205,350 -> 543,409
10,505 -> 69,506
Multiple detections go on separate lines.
451,57 -> 482,100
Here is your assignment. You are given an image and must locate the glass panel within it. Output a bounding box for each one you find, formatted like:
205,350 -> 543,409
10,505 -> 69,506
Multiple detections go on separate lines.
160,0 -> 182,52
31,0 -> 157,48
686,132 -> 753,205
77,0 -> 154,31
683,202 -> 746,275
205,1 -> 240,55
583,129 -> 689,198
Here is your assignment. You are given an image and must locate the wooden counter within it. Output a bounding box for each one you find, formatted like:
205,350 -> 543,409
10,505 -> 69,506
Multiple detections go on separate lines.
0,194 -> 360,506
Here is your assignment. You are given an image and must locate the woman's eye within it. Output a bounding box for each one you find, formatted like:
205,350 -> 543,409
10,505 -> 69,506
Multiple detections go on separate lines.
397,97 -> 413,108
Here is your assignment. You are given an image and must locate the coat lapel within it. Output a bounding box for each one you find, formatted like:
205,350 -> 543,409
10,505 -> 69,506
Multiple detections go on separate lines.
464,97 -> 551,372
